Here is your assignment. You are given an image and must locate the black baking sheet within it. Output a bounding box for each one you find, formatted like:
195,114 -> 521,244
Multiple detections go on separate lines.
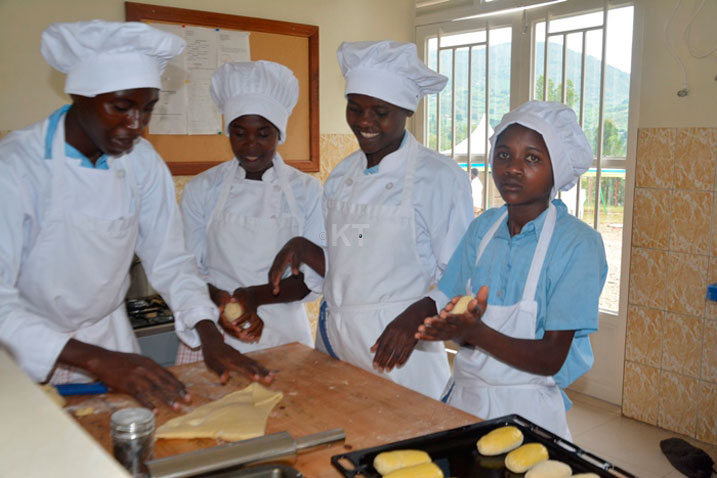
331,414 -> 637,477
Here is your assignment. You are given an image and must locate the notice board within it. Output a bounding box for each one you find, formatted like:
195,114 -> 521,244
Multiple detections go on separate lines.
125,2 -> 319,175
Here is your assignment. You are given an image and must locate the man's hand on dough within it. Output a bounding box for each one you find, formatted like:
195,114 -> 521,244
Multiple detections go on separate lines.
58,339 -> 191,413
195,320 -> 274,384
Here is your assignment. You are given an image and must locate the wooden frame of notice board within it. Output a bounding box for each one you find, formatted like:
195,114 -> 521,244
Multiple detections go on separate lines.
125,2 -> 319,175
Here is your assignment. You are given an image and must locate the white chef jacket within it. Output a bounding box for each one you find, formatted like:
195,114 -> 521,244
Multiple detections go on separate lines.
181,155 -> 325,299
322,132 -> 474,284
0,107 -> 217,382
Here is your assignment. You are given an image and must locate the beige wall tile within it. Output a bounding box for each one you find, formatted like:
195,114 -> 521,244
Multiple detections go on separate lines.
629,247 -> 667,309
674,128 -> 716,191
703,320 -> 717,383
658,370 -> 698,436
625,305 -> 663,368
662,313 -> 702,378
666,252 -> 708,317
623,361 -> 660,424
632,188 -> 671,250
316,134 -> 358,183
697,381 -> 717,445
173,175 -> 193,204
670,190 -> 712,254
636,128 -> 675,189
706,258 -> 717,320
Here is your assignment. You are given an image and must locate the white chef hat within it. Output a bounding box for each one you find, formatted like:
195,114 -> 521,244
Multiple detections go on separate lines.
210,61 -> 299,144
41,20 -> 185,97
337,41 -> 447,112
489,101 -> 594,197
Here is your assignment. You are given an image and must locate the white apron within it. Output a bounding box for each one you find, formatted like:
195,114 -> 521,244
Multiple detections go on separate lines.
15,113 -> 141,384
318,140 -> 450,399
181,158 -> 312,358
443,203 -> 572,440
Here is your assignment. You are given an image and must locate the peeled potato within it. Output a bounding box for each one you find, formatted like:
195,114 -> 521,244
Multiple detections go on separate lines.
476,426 -> 524,456
373,450 -> 431,475
382,462 -> 443,478
504,443 -> 549,473
223,302 -> 244,321
525,460 -> 572,478
451,295 -> 474,314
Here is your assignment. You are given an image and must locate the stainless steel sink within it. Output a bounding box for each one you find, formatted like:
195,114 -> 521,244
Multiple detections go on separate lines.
192,463 -> 304,478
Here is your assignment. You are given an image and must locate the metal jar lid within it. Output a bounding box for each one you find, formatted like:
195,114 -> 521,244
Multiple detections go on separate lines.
111,407 -> 155,436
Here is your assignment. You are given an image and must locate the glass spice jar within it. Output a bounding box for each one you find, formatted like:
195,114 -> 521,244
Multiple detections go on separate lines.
110,407 -> 155,478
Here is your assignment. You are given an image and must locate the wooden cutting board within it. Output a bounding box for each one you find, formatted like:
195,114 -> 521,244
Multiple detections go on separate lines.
66,342 -> 479,477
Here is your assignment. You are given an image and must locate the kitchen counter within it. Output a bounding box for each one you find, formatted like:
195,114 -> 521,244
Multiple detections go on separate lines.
66,343 -> 479,477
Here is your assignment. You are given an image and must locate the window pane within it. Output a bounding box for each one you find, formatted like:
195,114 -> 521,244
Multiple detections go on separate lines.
584,28 -> 603,153
602,6 -> 634,158
489,27 -> 511,129
581,170 -> 625,311
533,22 -> 546,99
545,34 -> 564,102
438,48 -> 454,152
565,32 -> 583,114
427,38 -> 439,150
549,11 -> 602,33
440,30 -> 486,47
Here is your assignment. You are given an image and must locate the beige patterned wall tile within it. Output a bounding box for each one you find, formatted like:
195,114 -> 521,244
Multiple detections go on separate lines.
622,361 -> 660,424
658,370 -> 698,436
670,190 -> 712,254
315,134 -> 358,183
703,320 -> 717,383
632,188 -> 671,250
303,300 -> 321,341
662,313 -> 702,378
711,193 -> 717,258
666,252 -> 708,317
625,305 -> 663,368
706,258 -> 717,320
636,128 -> 675,189
674,128 -> 716,191
628,247 -> 667,309
173,175 -> 193,205
697,381 -> 717,445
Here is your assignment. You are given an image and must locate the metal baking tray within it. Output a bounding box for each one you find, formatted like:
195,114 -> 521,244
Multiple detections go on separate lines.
190,463 -> 304,478
331,414 -> 637,477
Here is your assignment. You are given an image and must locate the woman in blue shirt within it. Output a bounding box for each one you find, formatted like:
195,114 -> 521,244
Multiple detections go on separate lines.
417,101 -> 607,440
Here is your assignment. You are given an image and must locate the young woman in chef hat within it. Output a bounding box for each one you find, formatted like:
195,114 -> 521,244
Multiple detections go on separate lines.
415,101 -> 607,439
0,20 -> 273,412
175,60 -> 325,363
269,41 -> 474,399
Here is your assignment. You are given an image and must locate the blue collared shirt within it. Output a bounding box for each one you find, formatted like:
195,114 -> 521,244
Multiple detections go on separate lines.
44,105 -> 109,169
437,199 -> 608,409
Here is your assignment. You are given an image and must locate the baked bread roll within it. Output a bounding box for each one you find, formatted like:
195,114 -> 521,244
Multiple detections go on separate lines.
524,459 -> 572,478
504,442 -> 549,473
373,450 -> 431,476
383,462 -> 443,478
476,426 -> 524,456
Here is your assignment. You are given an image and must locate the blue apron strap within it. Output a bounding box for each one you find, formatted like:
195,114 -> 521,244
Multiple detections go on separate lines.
440,379 -> 455,403
318,300 -> 340,359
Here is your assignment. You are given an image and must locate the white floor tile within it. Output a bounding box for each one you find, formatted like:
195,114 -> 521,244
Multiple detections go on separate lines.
565,391 -> 716,478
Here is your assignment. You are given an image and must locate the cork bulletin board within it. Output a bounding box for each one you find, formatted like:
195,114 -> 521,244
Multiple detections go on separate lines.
125,2 -> 319,175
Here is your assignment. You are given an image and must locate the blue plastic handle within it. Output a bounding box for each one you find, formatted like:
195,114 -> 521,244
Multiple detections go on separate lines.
55,382 -> 108,396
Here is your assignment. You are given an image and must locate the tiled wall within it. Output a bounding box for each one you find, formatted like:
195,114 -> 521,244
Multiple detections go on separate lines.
625,127 -> 717,445
173,133 -> 358,337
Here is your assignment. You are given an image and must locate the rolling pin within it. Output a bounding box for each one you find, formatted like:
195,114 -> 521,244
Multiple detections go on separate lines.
146,428 -> 345,478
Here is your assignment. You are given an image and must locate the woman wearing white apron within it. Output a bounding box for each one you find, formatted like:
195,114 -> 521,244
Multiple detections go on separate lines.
269,42 -> 473,399
0,21 -> 272,411
176,61 -> 323,363
417,101 -> 607,439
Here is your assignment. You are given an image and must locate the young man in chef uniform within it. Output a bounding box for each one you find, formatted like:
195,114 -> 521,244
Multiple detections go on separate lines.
270,41 -> 474,399
176,60 -> 324,362
0,20 -> 272,411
